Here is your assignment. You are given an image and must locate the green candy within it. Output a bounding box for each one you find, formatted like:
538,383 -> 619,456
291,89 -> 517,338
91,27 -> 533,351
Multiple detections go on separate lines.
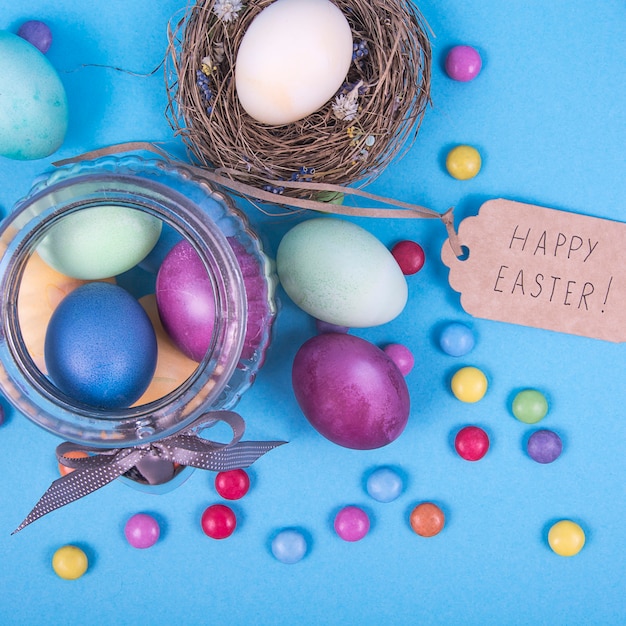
512,389 -> 549,424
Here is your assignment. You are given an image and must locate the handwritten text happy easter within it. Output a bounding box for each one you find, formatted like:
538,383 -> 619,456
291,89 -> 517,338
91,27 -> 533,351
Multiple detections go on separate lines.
493,225 -> 613,312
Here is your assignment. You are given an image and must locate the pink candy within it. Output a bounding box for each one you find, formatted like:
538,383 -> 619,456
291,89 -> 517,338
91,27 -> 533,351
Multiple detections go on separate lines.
334,506 -> 370,541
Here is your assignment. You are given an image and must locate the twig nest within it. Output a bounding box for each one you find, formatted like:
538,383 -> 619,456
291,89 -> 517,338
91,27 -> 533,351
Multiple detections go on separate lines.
166,0 -> 432,199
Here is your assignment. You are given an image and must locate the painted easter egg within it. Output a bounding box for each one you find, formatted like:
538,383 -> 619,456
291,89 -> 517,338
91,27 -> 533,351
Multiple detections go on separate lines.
37,205 -> 162,280
0,30 -> 68,159
44,282 -> 157,409
292,333 -> 410,449
276,218 -> 408,327
235,0 -> 353,125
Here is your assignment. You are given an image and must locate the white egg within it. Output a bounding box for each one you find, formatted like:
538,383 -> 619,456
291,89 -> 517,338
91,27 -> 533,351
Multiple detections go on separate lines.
276,218 -> 408,327
235,0 -> 353,125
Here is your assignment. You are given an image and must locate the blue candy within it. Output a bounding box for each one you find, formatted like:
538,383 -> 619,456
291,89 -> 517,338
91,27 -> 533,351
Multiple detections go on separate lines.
439,322 -> 475,357
271,529 -> 307,564
366,467 -> 403,503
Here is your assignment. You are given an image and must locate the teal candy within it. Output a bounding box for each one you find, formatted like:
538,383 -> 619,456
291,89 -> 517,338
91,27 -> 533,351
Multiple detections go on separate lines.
0,31 -> 68,160
37,205 -> 163,279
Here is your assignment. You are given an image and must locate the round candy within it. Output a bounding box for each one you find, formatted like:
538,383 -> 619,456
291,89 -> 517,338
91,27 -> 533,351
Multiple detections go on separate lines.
292,333 -> 410,450
527,429 -> 562,464
17,20 -> 53,53
512,389 -> 549,424
445,45 -> 482,81
52,545 -> 88,580
383,343 -> 414,376
44,282 -> 158,409
58,450 -> 89,477
548,520 -> 585,556
124,513 -> 160,549
334,506 -> 370,542
271,529 -> 308,564
156,240 -> 216,363
315,319 -> 349,334
391,240 -> 425,275
446,145 -> 482,180
439,322 -> 475,357
0,404 -> 5,426
215,469 -> 250,500
451,366 -> 488,403
201,504 -> 237,539
410,502 -> 445,537
455,425 -> 490,461
366,467 -> 403,503
37,205 -> 162,280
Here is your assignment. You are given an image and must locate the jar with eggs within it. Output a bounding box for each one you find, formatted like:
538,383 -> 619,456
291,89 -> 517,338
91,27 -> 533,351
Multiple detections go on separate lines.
0,155 -> 276,488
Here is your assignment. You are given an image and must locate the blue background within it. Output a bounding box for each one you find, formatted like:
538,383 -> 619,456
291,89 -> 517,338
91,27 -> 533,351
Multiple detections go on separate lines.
1,1 -> 625,624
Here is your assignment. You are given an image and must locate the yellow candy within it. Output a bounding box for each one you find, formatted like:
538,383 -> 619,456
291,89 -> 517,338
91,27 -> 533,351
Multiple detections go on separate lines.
446,145 -> 482,180
52,545 -> 88,580
451,366 -> 488,403
548,520 -> 586,557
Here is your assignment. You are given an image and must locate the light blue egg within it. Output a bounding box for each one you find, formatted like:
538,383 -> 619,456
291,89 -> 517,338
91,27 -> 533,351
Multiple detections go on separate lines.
0,30 -> 68,160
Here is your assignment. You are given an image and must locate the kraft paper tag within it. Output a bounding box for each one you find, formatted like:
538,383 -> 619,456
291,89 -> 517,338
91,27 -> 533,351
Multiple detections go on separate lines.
441,199 -> 624,342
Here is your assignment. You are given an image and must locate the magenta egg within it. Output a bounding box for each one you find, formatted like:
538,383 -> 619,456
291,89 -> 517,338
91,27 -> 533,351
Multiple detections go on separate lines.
156,240 -> 215,362
292,333 -> 410,449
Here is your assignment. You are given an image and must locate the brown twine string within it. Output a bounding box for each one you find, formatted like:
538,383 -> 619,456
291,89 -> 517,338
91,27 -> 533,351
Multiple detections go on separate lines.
52,141 -> 463,256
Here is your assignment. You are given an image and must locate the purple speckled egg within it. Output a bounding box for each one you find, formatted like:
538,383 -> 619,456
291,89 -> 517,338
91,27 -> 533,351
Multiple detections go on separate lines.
292,333 -> 410,449
156,240 -> 215,362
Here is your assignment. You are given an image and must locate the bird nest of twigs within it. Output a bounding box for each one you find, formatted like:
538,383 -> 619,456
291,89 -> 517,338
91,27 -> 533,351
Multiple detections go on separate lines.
166,0 -> 431,200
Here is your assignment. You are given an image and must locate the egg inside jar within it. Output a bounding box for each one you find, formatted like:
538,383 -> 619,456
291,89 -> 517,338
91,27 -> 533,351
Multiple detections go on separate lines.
0,157 -> 276,480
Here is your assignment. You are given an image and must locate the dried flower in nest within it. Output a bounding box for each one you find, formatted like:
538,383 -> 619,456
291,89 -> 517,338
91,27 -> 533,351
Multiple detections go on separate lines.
212,0 -> 244,23
332,80 -> 363,122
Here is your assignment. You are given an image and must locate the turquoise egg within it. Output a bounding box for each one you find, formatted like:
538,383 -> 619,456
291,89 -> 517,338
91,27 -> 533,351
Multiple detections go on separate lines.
0,30 -> 68,160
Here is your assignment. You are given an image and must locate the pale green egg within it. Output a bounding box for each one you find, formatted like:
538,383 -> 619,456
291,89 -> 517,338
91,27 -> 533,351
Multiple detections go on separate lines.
276,217 -> 408,327
37,205 -> 163,280
0,30 -> 68,160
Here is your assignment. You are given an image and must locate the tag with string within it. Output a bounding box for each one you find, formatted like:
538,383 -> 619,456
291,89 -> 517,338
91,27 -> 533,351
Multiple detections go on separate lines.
441,198 -> 625,342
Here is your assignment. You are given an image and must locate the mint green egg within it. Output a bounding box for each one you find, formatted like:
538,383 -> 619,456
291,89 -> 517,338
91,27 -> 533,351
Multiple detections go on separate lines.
276,217 -> 408,327
0,30 -> 68,160
37,205 -> 163,279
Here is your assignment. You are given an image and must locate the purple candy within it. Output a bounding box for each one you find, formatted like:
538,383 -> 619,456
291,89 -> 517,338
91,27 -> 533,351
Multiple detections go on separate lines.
383,343 -> 414,376
0,404 -> 5,426
445,45 -> 482,82
156,240 -> 215,362
527,429 -> 562,464
17,20 -> 53,54
124,513 -> 160,549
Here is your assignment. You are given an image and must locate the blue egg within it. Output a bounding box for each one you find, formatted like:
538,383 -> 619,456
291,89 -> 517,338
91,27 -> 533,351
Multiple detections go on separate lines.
366,467 -> 403,503
271,529 -> 307,564
44,282 -> 157,409
439,322 -> 475,357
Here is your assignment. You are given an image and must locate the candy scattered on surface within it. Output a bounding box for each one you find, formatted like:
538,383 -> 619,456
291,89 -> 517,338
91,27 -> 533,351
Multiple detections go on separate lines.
383,343 -> 414,376
548,520 -> 585,556
0,404 -> 4,426
527,429 -> 562,464
201,504 -> 237,539
44,282 -> 158,409
52,545 -> 88,580
445,45 -> 482,81
215,469 -> 250,500
271,529 -> 308,564
58,450 -> 89,477
315,319 -> 349,334
366,467 -> 403,503
37,205 -> 162,280
512,389 -> 549,424
446,145 -> 482,180
451,366 -> 488,403
276,217 -> 408,328
409,502 -> 445,537
292,333 -> 410,449
334,506 -> 370,542
0,31 -> 68,160
156,240 -> 216,362
455,425 -> 490,461
439,322 -> 475,357
391,240 -> 425,275
17,20 -> 52,53
124,513 -> 160,549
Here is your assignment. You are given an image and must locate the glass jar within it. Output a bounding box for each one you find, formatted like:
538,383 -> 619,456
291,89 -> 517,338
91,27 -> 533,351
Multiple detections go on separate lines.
0,155 -> 276,451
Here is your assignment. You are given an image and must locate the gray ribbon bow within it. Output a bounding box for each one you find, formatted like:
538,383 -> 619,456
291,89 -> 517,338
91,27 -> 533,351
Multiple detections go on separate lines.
13,411 -> 286,534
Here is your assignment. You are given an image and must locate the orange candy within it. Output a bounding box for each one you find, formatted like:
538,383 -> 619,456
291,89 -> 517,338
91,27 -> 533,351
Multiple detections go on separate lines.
410,502 -> 445,537
58,450 -> 89,476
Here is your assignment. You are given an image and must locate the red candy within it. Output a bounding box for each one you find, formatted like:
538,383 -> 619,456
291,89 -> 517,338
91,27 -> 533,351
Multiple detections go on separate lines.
391,240 -> 425,275
454,425 -> 490,461
215,469 -> 250,500
201,504 -> 237,539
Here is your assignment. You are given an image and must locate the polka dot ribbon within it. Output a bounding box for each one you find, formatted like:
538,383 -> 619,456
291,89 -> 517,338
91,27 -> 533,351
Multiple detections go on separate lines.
13,411 -> 286,534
